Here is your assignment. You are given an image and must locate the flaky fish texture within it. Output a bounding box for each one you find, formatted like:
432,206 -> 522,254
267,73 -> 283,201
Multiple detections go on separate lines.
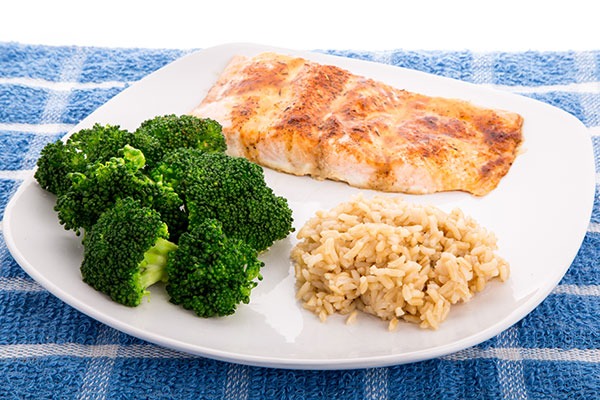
191,52 -> 523,196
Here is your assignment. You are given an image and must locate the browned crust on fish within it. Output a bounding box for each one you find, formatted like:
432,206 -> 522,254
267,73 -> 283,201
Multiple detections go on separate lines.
191,52 -> 523,196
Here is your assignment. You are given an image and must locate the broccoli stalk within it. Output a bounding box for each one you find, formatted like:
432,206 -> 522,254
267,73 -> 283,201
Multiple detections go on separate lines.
138,237 -> 178,289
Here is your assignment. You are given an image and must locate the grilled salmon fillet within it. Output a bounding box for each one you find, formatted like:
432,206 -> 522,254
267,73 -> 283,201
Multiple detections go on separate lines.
191,52 -> 523,196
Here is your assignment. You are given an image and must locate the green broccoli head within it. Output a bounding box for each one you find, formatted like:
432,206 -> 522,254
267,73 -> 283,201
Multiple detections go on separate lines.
37,114 -> 296,318
149,147 -> 202,200
166,218 -> 263,318
81,197 -> 178,307
153,149 -> 294,252
34,123 -> 134,196
134,114 -> 226,168
55,145 -> 185,238
186,152 -> 294,252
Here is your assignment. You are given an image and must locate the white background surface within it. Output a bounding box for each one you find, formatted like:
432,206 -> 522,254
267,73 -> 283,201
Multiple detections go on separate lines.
1,0 -> 598,51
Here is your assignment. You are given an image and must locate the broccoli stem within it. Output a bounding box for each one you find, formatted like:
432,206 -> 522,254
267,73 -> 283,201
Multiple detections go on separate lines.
139,237 -> 178,289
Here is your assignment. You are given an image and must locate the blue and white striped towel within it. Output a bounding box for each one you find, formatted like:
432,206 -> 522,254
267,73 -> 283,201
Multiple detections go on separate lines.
1,42 -> 598,399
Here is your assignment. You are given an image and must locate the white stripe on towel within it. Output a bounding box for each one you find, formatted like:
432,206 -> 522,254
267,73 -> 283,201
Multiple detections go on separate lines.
22,48 -> 89,170
0,343 -> 185,359
552,285 -> 600,296
486,81 -> 600,94
1,342 -> 598,363
588,222 -> 600,233
495,327 -> 529,400
0,277 -> 45,292
363,367 -> 388,400
0,169 -> 33,180
575,51 -> 598,86
0,77 -> 129,91
365,50 -> 393,67
0,122 -> 74,135
223,364 -> 250,400
77,326 -> 120,400
471,52 -> 494,85
576,52 -> 600,128
446,347 -> 600,363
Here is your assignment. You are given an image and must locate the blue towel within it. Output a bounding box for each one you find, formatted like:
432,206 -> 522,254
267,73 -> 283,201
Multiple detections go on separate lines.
0,42 -> 599,399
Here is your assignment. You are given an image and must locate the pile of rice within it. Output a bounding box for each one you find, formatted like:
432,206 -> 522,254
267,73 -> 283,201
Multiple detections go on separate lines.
291,195 -> 509,330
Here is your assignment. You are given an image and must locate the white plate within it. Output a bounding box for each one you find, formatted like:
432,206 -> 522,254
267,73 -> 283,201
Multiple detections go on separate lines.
3,43 -> 596,369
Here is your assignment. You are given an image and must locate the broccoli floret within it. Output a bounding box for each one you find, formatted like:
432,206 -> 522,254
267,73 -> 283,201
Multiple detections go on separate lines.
55,144 -> 186,238
152,149 -> 294,252
149,147 -> 200,200
166,218 -> 264,317
81,197 -> 178,307
83,199 -> 262,315
134,114 -> 226,168
34,116 -> 224,195
39,115 -> 293,318
34,123 -> 135,196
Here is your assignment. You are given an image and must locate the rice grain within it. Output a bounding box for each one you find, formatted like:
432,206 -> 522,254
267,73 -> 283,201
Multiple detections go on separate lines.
291,195 -> 509,330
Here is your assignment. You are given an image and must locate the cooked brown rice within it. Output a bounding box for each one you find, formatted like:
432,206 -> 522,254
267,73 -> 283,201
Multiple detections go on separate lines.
291,195 -> 509,330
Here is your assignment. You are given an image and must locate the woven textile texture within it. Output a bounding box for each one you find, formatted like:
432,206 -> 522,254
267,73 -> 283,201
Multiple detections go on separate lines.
0,42 -> 599,399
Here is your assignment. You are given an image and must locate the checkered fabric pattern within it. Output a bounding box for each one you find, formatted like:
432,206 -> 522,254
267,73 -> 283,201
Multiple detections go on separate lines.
1,42 -> 598,399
